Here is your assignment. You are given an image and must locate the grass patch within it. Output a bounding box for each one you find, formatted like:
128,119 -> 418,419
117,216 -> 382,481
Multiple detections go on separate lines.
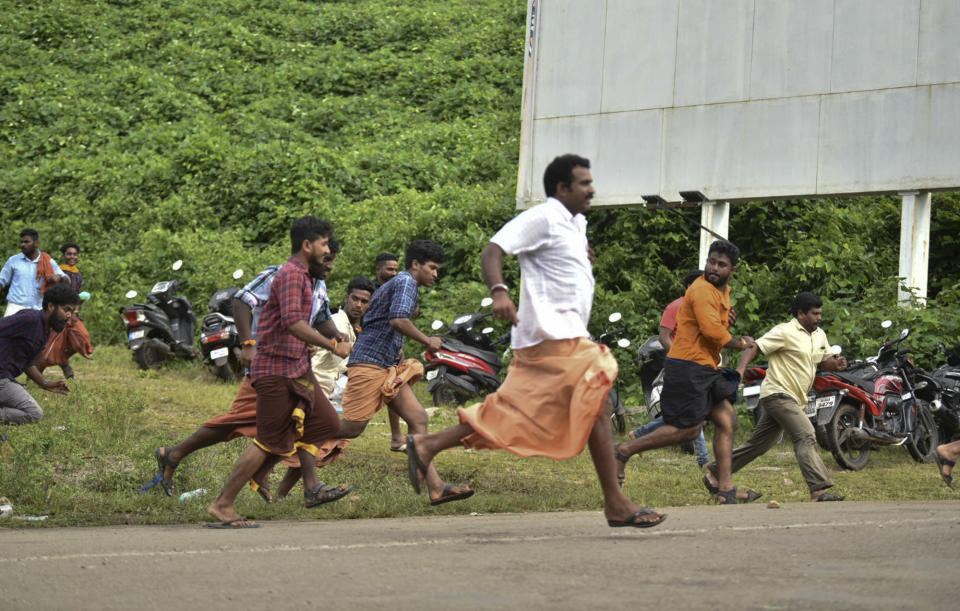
1,346 -> 956,527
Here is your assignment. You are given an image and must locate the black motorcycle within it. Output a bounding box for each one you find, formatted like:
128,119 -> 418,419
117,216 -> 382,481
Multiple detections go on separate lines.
121,260 -> 198,370
594,312 -> 631,435
929,343 -> 960,442
199,269 -> 245,382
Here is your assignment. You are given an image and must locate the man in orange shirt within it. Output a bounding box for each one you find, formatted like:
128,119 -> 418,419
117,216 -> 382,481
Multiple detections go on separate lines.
615,240 -> 758,504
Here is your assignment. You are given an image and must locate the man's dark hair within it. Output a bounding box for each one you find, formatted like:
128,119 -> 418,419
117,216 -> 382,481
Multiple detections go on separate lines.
375,252 -> 398,268
20,228 -> 39,240
792,292 -> 823,317
707,239 -> 740,267
405,240 -> 444,269
328,236 -> 341,256
684,268 -> 703,288
289,216 -> 333,254
347,276 -> 376,296
543,154 -> 590,198
61,242 -> 80,254
43,283 -> 80,309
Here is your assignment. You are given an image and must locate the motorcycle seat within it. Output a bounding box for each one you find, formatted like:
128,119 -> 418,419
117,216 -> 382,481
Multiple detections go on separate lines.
828,371 -> 875,394
440,338 -> 500,366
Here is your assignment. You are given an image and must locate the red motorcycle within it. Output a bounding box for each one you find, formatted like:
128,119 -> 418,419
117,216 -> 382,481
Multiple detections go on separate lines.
807,323 -> 938,470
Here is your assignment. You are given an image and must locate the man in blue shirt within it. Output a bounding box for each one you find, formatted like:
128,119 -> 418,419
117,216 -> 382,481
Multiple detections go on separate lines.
340,240 -> 473,505
0,229 -> 68,316
0,283 -> 79,424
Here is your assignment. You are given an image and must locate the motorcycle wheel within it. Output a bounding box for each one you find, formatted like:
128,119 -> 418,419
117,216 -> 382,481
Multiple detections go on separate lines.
608,388 -> 627,435
432,386 -> 461,407
211,363 -> 235,383
133,345 -> 160,371
905,404 -> 939,463
827,402 -> 871,470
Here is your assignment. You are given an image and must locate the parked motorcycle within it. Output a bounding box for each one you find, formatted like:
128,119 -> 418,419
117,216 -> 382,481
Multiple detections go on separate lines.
593,312 -> 632,434
929,343 -> 960,442
424,297 -> 508,407
806,321 -> 938,470
120,260 -> 198,370
199,269 -> 244,382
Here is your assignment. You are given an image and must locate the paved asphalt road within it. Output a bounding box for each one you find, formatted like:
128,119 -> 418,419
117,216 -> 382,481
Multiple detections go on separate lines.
2,500 -> 958,610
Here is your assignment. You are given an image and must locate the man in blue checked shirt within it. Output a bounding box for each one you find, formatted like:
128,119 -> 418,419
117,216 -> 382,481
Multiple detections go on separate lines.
339,240 -> 473,505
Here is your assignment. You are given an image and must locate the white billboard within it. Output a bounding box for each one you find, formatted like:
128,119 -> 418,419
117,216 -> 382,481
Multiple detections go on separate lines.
517,0 -> 960,207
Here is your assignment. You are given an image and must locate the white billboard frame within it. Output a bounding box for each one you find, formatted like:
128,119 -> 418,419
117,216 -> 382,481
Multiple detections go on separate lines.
516,0 -> 960,302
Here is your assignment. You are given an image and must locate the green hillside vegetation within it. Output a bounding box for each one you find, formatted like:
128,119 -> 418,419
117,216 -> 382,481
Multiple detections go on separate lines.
1,0 -> 959,405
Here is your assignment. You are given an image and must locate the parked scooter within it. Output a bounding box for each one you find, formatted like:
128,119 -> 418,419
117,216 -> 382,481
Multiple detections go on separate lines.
595,312 -> 631,434
199,269 -> 245,382
805,321 -> 939,470
424,297 -> 508,407
121,260 -> 198,370
636,336 -> 665,419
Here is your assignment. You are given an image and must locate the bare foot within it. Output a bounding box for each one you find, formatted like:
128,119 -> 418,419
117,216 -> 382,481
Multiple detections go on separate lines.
207,501 -> 254,526
428,482 -> 473,505
605,499 -> 665,526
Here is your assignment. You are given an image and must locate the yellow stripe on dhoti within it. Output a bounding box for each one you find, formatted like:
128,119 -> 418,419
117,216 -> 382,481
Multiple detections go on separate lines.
457,337 -> 618,460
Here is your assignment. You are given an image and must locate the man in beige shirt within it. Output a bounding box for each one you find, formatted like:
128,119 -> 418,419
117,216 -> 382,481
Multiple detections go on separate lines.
704,292 -> 848,501
311,276 -> 375,409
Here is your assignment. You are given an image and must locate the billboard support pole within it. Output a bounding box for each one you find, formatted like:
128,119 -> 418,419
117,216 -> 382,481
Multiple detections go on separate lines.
698,201 -> 729,267
898,191 -> 931,306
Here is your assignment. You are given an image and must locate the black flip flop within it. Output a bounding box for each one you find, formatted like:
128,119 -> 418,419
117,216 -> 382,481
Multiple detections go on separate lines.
204,517 -> 259,529
608,508 -> 667,528
155,447 -> 179,497
405,434 -> 429,495
702,475 -> 719,495
815,492 -> 845,502
430,483 -> 475,506
935,451 -> 955,488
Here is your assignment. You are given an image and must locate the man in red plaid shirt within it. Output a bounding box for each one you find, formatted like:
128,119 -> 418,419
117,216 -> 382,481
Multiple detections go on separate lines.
207,216 -> 352,529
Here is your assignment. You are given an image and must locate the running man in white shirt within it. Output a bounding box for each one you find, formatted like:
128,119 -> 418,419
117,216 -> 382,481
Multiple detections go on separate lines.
403,154 -> 665,528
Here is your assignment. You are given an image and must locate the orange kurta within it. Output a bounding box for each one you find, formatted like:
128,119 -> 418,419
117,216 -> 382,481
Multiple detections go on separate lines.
667,276 -> 732,368
457,338 -> 617,460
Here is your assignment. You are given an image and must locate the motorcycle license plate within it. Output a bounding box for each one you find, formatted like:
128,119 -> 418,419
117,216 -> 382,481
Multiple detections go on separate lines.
742,385 -> 761,397
129,330 -> 145,340
210,347 -> 229,360
425,369 -> 438,381
806,395 -> 836,416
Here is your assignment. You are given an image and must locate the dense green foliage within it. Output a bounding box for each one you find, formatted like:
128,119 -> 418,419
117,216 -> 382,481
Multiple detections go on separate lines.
2,0 -> 959,404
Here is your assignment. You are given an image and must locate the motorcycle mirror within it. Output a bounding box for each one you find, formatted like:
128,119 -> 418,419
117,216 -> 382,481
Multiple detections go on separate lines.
899,328 -> 910,340
124,290 -> 138,299
617,338 -> 631,348
881,320 -> 893,329
172,260 -> 183,271
482,327 -> 494,334
431,320 -> 444,331
608,312 -> 622,323
232,269 -> 244,280
831,345 -> 842,355
480,297 -> 493,308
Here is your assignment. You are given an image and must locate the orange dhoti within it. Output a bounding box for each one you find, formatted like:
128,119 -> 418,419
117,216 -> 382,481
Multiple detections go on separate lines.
36,318 -> 94,368
204,376 -> 348,467
341,359 -> 425,422
457,337 -> 618,460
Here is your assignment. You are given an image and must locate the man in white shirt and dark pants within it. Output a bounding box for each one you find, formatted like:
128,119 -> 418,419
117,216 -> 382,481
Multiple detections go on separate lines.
403,154 -> 665,528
